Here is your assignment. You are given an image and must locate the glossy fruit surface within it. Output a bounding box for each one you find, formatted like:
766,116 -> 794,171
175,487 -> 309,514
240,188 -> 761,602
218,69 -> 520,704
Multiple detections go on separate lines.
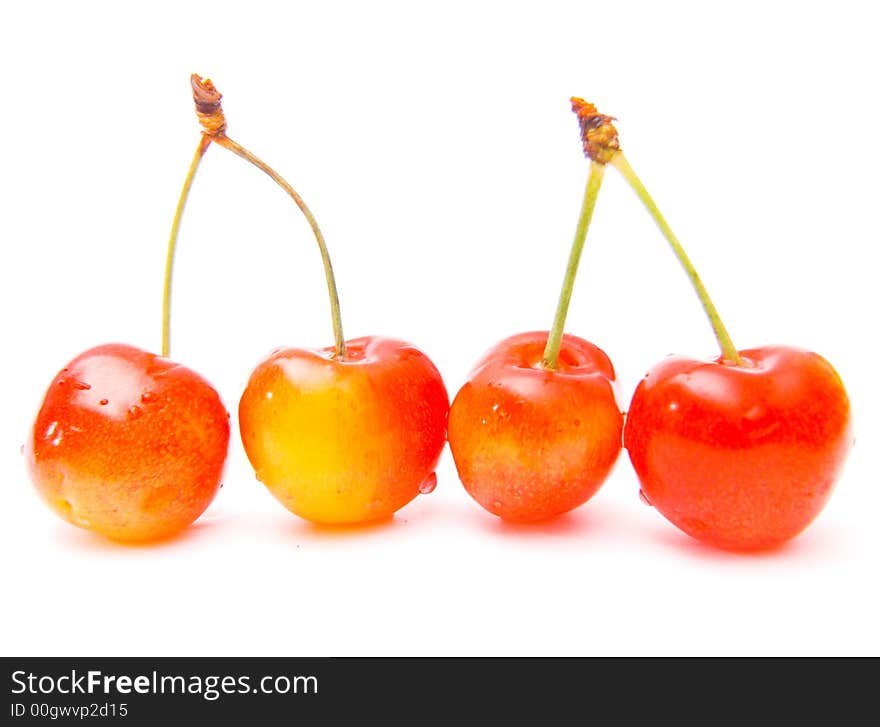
26,343 -> 230,541
448,331 -> 623,522
624,345 -> 852,550
238,336 -> 449,525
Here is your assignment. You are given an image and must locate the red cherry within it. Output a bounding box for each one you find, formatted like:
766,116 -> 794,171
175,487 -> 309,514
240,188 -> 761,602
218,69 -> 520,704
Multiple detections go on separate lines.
26,344 -> 230,541
567,97 -> 856,549
624,346 -> 852,550
239,336 -> 448,524
448,332 -> 623,522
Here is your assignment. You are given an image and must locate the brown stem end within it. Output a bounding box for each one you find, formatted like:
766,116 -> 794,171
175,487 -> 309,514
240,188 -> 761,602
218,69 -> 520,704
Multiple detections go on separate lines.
571,97 -> 619,164
191,74 -> 227,138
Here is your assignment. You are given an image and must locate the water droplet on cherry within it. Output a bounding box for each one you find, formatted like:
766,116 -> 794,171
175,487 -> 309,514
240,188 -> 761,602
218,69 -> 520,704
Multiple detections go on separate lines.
141,391 -> 158,404
128,405 -> 142,419
418,472 -> 437,494
71,380 -> 91,391
58,498 -> 90,528
99,398 -> 109,406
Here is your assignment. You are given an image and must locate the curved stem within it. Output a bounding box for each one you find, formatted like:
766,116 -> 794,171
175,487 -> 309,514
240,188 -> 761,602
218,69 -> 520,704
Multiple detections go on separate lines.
610,152 -> 742,365
163,136 -> 211,358
213,135 -> 346,359
543,161 -> 606,369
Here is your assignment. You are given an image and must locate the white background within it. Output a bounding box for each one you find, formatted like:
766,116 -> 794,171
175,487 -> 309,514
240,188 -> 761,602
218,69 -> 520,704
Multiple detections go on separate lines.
2,1 -> 877,656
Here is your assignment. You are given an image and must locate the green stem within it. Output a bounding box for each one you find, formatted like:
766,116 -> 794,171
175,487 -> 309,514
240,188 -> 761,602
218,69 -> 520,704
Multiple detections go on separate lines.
214,134 -> 346,359
542,161 -> 606,369
609,152 -> 742,365
163,136 -> 211,358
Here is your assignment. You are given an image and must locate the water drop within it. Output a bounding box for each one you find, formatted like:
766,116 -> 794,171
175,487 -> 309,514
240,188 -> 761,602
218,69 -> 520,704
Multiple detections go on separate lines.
45,421 -> 58,439
418,472 -> 437,494
58,499 -> 73,518
58,499 -> 90,528
744,404 -> 765,420
639,489 -> 653,506
99,398 -> 109,406
490,500 -> 503,511
141,391 -> 158,404
71,380 -> 91,391
51,431 -> 63,447
128,405 -> 142,419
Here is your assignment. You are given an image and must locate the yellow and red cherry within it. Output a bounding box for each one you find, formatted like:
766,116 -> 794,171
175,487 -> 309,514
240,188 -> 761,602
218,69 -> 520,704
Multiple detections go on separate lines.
27,344 -> 229,541
25,125 -> 228,542
447,102 -> 623,522
240,337 -> 448,524
187,75 -> 450,525
449,332 -> 621,522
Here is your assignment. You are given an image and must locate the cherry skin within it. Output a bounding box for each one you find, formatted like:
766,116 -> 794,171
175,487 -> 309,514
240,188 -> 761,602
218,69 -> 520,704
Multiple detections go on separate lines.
26,344 -> 230,542
238,336 -> 449,525
624,345 -> 852,551
448,331 -> 623,522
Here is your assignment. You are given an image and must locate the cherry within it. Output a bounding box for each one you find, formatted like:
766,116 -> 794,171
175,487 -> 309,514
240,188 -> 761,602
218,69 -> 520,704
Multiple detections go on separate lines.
240,338 -> 448,524
582,98 -> 854,550
448,332 -> 622,522
625,347 -> 851,550
26,345 -> 229,541
447,102 -> 623,522
187,76 -> 449,524
25,121 -> 229,542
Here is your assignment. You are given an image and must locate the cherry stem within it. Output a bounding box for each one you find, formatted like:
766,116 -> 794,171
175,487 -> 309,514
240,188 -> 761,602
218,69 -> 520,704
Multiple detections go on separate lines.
609,151 -> 743,366
543,160 -> 606,369
213,134 -> 347,359
162,135 -> 211,358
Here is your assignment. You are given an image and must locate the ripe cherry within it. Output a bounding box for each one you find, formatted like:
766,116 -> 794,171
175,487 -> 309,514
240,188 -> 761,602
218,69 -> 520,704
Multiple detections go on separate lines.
583,99 -> 854,550
240,337 -> 448,524
26,345 -> 229,541
447,101 -> 623,522
26,131 -> 229,542
448,332 -> 622,522
625,346 -> 851,549
188,76 -> 449,524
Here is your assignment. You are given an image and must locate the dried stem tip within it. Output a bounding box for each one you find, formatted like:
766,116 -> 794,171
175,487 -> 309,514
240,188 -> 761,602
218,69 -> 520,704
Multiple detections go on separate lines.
571,97 -> 619,164
191,74 -> 227,138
